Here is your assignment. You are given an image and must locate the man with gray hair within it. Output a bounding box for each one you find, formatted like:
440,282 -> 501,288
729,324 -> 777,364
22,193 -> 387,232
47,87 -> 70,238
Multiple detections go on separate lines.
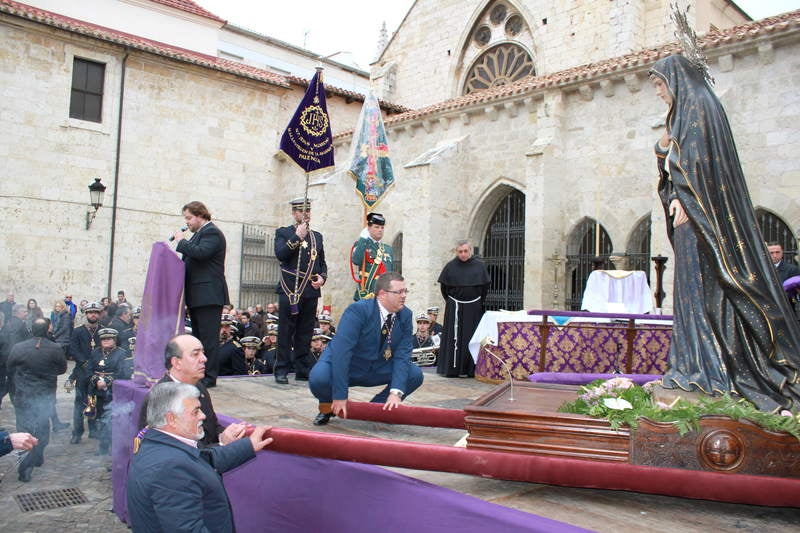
127,382 -> 273,532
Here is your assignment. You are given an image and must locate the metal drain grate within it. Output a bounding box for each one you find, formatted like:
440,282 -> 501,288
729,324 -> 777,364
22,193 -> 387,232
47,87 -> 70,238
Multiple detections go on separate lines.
14,487 -> 88,512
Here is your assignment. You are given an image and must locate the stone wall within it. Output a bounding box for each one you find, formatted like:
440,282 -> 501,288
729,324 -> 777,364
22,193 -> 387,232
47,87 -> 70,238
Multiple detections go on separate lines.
323,29 -> 800,316
0,16 -> 369,314
374,0 -> 747,109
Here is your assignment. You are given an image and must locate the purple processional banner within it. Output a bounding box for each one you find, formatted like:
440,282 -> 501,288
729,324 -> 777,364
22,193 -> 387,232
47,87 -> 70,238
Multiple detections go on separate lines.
133,241 -> 185,386
279,68 -> 335,173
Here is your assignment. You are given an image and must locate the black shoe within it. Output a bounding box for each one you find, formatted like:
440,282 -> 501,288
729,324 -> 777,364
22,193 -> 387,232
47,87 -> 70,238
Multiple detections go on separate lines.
201,377 -> 216,388
70,434 -> 81,444
313,412 -> 334,426
295,375 -> 309,382
275,375 -> 289,384
18,467 -> 33,482
52,421 -> 70,432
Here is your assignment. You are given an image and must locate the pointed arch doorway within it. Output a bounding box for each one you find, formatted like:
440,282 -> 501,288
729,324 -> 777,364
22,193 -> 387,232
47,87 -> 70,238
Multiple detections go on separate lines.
482,189 -> 525,310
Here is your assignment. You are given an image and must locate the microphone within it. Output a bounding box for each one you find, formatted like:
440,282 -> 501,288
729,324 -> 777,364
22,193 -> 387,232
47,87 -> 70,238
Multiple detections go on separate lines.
168,225 -> 189,242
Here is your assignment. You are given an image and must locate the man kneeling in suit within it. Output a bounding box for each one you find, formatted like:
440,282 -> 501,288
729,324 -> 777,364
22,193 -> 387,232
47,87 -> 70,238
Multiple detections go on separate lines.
309,272 -> 424,425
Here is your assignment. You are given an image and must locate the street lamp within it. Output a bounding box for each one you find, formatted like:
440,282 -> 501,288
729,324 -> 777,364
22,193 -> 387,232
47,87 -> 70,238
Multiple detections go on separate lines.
86,178 -> 106,230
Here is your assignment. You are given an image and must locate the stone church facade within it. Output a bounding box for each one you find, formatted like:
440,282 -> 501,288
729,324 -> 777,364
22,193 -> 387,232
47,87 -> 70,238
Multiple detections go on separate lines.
1,0 -> 798,320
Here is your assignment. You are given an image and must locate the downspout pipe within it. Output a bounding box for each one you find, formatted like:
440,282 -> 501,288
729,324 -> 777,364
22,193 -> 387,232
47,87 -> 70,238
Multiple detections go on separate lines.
107,49 -> 129,297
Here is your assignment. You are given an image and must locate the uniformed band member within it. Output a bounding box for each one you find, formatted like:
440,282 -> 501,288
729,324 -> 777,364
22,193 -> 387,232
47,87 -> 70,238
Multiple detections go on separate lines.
351,212 -> 393,300
68,301 -> 102,444
241,336 -> 271,375
413,313 -> 435,349
217,314 -> 244,376
427,306 -> 444,337
309,328 -> 329,363
86,327 -> 128,455
274,198 -> 327,384
121,337 -> 136,380
318,312 -> 336,338
260,324 -> 278,372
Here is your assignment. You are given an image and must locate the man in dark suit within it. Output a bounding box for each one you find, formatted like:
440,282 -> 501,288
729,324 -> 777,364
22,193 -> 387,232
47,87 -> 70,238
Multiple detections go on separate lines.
309,272 -> 424,425
173,201 -> 230,388
274,198 -> 327,384
768,242 -> 800,283
6,318 -> 67,481
127,382 -> 273,533
138,334 -> 247,447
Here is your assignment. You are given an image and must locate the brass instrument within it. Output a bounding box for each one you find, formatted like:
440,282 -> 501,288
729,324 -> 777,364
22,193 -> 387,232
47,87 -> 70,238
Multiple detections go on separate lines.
411,346 -> 438,367
83,394 -> 97,419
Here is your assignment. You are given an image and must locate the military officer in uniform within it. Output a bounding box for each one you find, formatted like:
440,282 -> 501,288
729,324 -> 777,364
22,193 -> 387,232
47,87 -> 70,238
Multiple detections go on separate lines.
241,336 -> 270,375
217,314 -> 245,376
121,337 -> 136,380
86,328 -> 128,455
351,212 -> 393,300
260,324 -> 278,373
427,306 -> 444,337
318,312 -> 336,338
274,198 -> 327,384
412,313 -> 436,349
309,328 -> 328,365
68,301 -> 102,444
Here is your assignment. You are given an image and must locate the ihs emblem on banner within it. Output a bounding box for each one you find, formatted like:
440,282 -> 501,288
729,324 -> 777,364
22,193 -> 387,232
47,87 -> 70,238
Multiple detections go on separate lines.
300,97 -> 329,137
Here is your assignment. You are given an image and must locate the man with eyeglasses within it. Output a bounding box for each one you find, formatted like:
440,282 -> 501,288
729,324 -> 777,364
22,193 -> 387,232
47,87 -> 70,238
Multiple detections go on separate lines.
309,272 -> 423,426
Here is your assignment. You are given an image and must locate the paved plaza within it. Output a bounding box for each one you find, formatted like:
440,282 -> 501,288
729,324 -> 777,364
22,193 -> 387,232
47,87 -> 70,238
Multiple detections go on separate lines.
0,363 -> 798,532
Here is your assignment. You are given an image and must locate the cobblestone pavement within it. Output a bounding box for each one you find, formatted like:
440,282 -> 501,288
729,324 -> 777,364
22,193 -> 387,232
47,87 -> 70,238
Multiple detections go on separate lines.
1,365 -> 798,532
0,362 -> 129,532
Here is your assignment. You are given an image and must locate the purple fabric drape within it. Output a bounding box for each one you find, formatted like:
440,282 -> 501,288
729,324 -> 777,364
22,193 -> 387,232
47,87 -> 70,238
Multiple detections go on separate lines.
133,242 -> 185,386
224,451 -> 589,533
111,380 -> 588,532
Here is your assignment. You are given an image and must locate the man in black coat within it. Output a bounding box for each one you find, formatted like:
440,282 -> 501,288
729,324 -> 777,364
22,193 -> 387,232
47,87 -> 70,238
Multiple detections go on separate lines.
173,200 -> 230,388
274,198 -> 327,384
6,318 -> 68,481
137,334 -> 248,447
110,305 -> 134,351
68,301 -> 102,444
769,242 -> 800,283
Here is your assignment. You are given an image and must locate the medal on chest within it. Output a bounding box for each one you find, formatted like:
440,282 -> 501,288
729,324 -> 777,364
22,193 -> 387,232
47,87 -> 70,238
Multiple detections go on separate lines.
384,348 -> 392,360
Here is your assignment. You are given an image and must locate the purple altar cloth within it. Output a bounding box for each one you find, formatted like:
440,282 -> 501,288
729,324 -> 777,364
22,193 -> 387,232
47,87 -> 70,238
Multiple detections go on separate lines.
112,380 -> 588,533
134,242 -> 185,385
477,310 -> 672,382
529,373 -> 662,386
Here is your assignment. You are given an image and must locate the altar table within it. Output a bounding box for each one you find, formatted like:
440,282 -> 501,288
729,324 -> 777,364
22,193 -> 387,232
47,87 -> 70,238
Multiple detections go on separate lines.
474,310 -> 672,383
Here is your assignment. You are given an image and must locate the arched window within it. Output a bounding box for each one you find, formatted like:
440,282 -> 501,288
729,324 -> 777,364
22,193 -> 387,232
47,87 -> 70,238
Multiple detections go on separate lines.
565,219 -> 613,310
756,208 -> 797,262
463,43 -> 534,94
392,232 -> 403,275
459,1 -> 536,96
482,190 -> 525,310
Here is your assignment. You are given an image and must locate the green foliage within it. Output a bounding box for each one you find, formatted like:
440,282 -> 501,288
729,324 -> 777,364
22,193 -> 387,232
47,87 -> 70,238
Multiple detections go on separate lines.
558,379 -> 800,441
